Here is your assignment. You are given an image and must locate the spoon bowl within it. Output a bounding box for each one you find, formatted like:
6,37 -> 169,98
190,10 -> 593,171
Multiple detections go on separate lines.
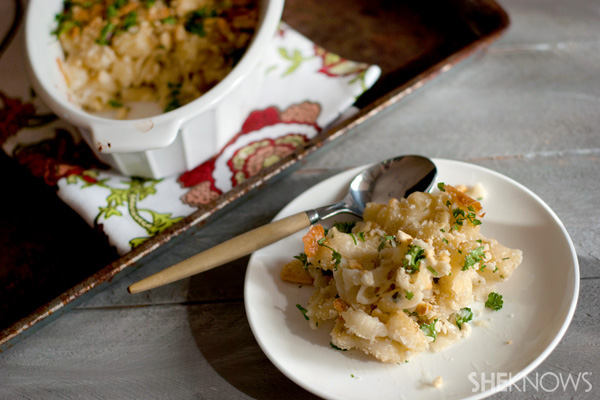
307,155 -> 437,224
128,155 -> 436,294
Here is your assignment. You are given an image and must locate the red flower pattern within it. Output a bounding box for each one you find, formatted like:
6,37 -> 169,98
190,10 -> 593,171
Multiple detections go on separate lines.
13,129 -> 108,186
179,102 -> 322,206
314,45 -> 369,78
0,92 -> 36,145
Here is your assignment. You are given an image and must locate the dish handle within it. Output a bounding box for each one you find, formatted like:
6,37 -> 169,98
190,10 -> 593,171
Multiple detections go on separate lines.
87,118 -> 183,153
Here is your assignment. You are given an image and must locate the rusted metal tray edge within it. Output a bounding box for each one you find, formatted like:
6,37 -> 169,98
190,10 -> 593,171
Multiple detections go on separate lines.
0,0 -> 510,352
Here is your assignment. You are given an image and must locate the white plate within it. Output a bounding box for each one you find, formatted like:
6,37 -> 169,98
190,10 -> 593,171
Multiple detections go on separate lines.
244,158 -> 579,400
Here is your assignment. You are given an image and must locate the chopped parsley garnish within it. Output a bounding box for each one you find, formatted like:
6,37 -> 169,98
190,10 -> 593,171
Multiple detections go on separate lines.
296,303 -> 309,320
455,307 -> 473,329
451,208 -> 465,229
403,245 -> 425,274
96,22 -> 116,45
403,309 -> 419,317
143,0 -> 156,7
108,99 -> 123,108
108,0 -> 128,15
333,222 -> 355,233
349,233 -> 357,245
185,8 -> 218,37
420,319 -> 438,341
442,238 -> 448,244
98,7 -> 138,45
468,206 -> 482,225
330,342 -> 347,351
437,182 -> 446,192
85,1 -> 137,43
463,246 -> 485,270
485,292 -> 504,311
378,235 -> 396,251
427,266 -> 438,277
106,4 -> 118,18
53,1 -> 102,37
331,251 -> 342,268
164,82 -> 182,112
451,206 -> 482,231
161,16 -> 176,24
317,237 -> 342,269
462,246 -> 485,271
293,253 -> 311,270
121,11 -> 138,31
405,290 -> 414,300
53,19 -> 81,37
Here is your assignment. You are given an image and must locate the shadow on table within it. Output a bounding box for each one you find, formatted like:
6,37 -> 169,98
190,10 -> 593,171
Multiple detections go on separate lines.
186,257 -> 319,400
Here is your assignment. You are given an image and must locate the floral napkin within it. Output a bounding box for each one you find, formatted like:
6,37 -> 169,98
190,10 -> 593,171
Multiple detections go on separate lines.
0,2 -> 381,255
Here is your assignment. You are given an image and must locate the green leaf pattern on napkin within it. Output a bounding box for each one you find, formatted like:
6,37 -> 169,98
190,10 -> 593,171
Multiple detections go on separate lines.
90,177 -> 184,248
274,44 -> 370,90
278,47 -> 312,76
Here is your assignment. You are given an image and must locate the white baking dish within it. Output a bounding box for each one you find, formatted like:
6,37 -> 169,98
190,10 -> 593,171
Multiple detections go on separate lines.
24,0 -> 284,178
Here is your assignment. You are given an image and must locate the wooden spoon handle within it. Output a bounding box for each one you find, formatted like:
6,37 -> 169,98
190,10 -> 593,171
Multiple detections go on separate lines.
128,212 -> 312,294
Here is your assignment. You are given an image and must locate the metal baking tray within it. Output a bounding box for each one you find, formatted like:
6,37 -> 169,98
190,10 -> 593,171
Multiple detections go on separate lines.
0,0 -> 509,351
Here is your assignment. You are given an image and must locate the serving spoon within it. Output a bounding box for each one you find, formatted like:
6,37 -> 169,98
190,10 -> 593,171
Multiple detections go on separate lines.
128,155 -> 437,294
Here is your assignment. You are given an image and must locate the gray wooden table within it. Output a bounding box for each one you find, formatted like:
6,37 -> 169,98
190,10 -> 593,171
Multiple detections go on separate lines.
2,0 -> 599,398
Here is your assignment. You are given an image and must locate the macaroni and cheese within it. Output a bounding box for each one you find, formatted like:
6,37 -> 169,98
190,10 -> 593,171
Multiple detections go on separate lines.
54,0 -> 258,116
281,184 -> 523,363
